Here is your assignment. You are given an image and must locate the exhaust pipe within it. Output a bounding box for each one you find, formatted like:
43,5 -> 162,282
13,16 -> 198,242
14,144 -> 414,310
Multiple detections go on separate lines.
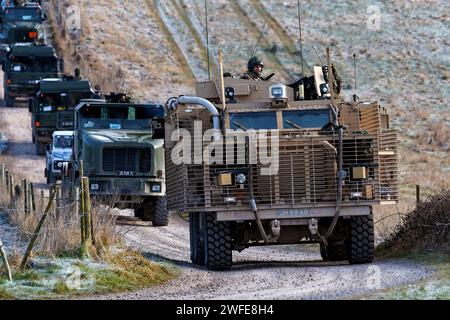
167,95 -> 221,132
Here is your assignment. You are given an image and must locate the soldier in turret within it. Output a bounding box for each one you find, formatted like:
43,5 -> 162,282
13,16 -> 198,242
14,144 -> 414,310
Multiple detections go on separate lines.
241,56 -> 265,81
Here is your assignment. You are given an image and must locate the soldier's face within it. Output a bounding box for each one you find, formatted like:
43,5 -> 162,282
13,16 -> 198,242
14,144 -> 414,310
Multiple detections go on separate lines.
253,64 -> 263,75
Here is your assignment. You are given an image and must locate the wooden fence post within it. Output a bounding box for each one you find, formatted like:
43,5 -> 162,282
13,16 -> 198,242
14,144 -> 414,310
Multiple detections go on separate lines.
4,169 -> 8,191
416,185 -> 421,206
40,189 -> 45,212
0,164 -> 5,187
30,183 -> 36,213
9,174 -> 14,204
79,182 -> 86,245
23,179 -> 29,214
20,188 -> 56,270
0,238 -> 12,282
82,177 -> 92,243
55,186 -> 61,219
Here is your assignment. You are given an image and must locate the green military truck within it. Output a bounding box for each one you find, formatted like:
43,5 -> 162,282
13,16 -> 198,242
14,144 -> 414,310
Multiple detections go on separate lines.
3,43 -> 59,107
68,100 -> 169,226
31,77 -> 94,155
0,4 -> 46,49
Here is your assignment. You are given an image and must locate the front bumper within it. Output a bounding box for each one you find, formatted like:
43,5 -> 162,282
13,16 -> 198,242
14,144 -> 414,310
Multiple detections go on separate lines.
6,84 -> 36,98
88,177 -> 166,197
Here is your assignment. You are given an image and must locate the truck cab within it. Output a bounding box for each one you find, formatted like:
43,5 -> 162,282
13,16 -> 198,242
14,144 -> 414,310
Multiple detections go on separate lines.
0,4 -> 45,46
45,130 -> 74,185
69,100 -> 169,226
3,43 -> 59,107
31,77 -> 94,155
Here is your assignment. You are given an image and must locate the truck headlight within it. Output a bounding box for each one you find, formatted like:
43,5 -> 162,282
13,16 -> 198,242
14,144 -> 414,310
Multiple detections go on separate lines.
91,184 -> 99,191
235,173 -> 246,184
269,84 -> 287,99
151,183 -> 161,193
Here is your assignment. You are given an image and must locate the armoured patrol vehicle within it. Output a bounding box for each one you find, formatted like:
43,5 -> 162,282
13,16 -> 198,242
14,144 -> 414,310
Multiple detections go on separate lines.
31,77 -> 93,155
3,43 -> 59,107
165,57 -> 398,270
68,100 -> 169,226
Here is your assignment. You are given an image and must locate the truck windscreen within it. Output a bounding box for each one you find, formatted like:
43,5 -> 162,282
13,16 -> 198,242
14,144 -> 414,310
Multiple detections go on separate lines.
79,106 -> 163,130
54,136 -> 73,149
229,112 -> 277,130
3,8 -> 42,22
9,56 -> 57,72
38,92 -> 92,111
282,109 -> 330,129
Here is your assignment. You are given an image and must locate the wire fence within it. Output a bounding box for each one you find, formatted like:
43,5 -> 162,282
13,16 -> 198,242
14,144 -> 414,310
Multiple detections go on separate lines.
0,163 -> 119,271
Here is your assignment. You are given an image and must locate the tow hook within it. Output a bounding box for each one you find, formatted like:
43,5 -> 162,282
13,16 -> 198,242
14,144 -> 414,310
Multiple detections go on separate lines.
270,220 -> 281,241
308,218 -> 319,236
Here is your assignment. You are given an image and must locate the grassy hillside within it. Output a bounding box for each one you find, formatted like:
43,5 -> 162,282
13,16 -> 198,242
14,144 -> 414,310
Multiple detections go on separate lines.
47,1 -> 449,239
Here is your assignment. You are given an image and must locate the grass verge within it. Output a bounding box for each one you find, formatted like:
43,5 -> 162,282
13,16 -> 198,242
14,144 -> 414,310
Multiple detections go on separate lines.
0,250 -> 177,300
364,253 -> 449,300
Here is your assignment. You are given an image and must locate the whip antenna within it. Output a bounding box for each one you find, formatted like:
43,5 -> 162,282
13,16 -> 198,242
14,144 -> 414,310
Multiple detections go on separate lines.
251,17 -> 269,58
353,53 -> 358,102
205,0 -> 211,80
312,45 -> 323,65
297,0 -> 304,75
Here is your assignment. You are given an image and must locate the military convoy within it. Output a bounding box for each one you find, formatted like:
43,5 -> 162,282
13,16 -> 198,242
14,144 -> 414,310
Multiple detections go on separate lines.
0,1 -> 399,267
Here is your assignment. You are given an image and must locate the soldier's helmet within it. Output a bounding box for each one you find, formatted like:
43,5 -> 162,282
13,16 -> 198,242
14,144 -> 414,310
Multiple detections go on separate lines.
247,56 -> 264,72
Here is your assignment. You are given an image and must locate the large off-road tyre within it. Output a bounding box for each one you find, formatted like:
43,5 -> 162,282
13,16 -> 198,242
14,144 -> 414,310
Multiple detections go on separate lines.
204,213 -> 232,271
152,196 -> 169,227
5,96 -> 14,108
189,213 -> 205,266
347,215 -> 374,264
36,142 -> 46,156
46,172 -> 55,185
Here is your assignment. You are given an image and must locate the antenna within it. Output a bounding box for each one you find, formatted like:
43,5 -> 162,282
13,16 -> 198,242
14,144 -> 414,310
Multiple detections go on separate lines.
297,0 -> 304,76
204,0 -> 211,80
250,17 -> 269,58
353,53 -> 358,102
312,45 -> 323,65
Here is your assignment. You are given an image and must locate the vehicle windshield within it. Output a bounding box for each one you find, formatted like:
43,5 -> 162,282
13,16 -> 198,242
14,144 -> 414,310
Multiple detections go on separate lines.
3,8 -> 42,22
282,109 -> 330,129
9,56 -> 57,72
79,105 -> 164,130
54,135 -> 73,149
38,92 -> 92,111
229,112 -> 277,130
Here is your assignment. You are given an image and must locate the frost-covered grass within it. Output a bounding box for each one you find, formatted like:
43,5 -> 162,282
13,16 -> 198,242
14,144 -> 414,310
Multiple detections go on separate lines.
0,251 -> 177,300
363,253 -> 450,300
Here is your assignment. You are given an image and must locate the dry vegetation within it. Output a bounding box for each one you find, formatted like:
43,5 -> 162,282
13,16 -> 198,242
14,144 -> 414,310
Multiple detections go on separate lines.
0,179 -> 120,258
382,189 -> 450,254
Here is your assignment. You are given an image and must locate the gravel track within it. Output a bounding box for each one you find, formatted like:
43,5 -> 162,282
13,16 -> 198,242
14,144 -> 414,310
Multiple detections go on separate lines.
96,214 -> 434,300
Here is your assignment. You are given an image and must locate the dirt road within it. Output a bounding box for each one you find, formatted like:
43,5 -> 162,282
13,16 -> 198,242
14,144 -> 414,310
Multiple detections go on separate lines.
95,214 -> 433,300
0,75 -> 46,189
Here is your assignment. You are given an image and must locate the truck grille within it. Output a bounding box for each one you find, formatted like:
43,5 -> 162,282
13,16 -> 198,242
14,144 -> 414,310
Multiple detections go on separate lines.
103,148 -> 151,173
11,29 -> 35,42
